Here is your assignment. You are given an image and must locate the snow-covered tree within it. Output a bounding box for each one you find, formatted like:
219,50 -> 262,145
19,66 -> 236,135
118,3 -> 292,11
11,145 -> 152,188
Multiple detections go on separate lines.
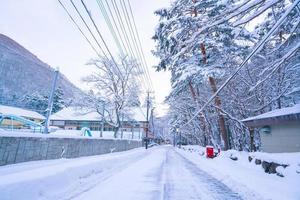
82,56 -> 141,138
153,0 -> 254,149
22,87 -> 65,115
153,0 -> 299,151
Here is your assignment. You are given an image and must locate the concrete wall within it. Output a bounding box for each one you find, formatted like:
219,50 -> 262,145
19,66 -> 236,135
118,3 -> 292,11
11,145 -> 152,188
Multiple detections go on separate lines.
261,122 -> 300,153
0,135 -> 142,166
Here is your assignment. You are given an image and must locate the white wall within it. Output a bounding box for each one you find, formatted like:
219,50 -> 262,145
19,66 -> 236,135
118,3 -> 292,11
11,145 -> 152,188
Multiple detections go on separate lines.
261,122 -> 300,153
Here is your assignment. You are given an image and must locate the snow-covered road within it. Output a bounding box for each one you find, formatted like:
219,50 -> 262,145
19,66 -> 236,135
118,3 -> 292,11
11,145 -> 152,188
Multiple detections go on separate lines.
0,145 -> 244,200
72,146 -> 242,200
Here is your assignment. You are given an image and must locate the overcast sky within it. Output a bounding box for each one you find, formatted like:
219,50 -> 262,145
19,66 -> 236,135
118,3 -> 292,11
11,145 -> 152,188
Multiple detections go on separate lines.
0,0 -> 172,115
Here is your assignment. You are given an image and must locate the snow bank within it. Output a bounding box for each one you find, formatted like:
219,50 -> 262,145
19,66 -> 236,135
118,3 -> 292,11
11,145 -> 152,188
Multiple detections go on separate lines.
0,130 -> 142,141
178,145 -> 300,200
0,148 -> 147,200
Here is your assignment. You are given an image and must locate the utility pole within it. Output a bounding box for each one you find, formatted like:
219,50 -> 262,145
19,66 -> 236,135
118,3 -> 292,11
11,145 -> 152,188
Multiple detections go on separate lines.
176,128 -> 181,148
179,130 -> 182,148
145,91 -> 150,149
44,69 -> 59,134
173,130 -> 176,147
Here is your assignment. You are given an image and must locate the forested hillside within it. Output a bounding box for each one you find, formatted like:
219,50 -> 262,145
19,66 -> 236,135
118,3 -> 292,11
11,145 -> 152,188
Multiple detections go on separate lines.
0,34 -> 83,112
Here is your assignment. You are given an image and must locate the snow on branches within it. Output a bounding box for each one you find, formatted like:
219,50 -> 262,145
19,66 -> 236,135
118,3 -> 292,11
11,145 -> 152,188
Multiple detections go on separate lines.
153,0 -> 299,150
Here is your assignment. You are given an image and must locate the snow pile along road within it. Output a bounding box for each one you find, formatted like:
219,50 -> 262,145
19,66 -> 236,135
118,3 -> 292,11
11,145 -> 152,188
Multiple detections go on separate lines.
0,145 -> 298,200
0,146 -> 246,200
178,145 -> 300,200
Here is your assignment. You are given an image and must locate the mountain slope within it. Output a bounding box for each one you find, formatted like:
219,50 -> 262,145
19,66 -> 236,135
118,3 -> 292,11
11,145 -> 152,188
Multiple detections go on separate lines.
0,34 -> 83,108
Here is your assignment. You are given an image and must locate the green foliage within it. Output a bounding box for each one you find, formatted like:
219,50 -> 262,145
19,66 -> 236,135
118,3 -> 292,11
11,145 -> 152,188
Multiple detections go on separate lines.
23,87 -> 65,115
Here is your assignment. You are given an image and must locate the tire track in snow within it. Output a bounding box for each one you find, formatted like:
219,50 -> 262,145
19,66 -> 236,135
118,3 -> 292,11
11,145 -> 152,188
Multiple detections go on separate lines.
161,147 -> 242,200
175,149 -> 242,200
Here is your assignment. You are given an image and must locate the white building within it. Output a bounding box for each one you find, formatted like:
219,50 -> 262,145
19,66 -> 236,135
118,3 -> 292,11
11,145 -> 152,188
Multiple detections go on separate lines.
242,104 -> 300,153
50,106 -> 149,137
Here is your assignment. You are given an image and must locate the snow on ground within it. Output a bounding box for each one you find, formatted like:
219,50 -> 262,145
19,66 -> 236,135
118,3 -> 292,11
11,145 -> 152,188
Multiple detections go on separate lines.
178,145 -> 300,200
0,148 -> 148,200
0,129 -> 142,140
0,145 -> 299,200
0,146 -> 244,200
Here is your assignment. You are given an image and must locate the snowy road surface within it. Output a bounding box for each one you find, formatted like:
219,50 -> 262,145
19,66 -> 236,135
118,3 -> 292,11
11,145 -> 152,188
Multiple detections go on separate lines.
0,146 -> 243,200
74,146 -> 242,200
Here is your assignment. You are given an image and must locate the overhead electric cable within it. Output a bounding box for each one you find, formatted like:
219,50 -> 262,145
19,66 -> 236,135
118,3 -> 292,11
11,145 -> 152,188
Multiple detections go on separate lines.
58,0 -> 101,57
96,0 -> 148,92
110,0 -> 150,89
96,0 -> 124,55
119,0 -> 153,91
126,0 -> 154,90
70,0 -> 108,57
176,0 -> 300,129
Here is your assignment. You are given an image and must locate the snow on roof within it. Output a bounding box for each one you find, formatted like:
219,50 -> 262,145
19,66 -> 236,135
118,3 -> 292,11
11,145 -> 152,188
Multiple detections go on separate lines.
125,107 -> 147,122
242,104 -> 300,123
50,107 -> 101,121
0,104 -> 45,120
50,106 -> 147,122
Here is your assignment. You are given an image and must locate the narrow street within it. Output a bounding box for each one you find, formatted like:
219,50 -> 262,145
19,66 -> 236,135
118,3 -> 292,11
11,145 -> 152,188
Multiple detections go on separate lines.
73,146 -> 242,200
0,146 -> 244,200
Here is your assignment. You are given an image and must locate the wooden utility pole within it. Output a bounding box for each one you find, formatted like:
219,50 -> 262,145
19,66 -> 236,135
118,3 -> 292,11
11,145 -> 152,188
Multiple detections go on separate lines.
145,91 -> 150,149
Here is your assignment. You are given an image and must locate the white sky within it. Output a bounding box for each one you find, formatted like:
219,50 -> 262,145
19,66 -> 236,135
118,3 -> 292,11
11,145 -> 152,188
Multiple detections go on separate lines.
0,0 -> 172,116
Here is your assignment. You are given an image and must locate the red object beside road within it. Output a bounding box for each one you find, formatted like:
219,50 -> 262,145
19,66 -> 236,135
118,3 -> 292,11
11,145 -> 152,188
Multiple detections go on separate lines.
206,146 -> 214,158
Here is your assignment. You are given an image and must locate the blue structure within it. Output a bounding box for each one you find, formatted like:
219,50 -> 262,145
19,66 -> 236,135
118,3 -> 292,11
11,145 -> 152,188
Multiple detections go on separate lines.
0,114 -> 44,133
81,127 -> 92,137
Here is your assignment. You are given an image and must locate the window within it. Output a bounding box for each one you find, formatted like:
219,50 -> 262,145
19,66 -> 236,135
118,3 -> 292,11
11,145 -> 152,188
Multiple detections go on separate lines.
259,126 -> 271,134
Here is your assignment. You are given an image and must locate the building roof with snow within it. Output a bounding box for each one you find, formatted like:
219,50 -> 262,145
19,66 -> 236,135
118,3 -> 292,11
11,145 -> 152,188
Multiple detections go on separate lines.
242,104 -> 300,127
0,104 -> 45,120
50,106 -> 147,122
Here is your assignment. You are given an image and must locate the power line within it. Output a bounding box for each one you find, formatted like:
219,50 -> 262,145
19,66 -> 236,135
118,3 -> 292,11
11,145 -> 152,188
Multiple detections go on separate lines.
110,0 -> 151,90
59,0 -> 153,93
80,0 -> 121,74
97,0 -> 148,92
96,0 -> 124,56
125,0 -> 154,90
69,0 -> 108,57
102,0 -> 129,55
119,0 -> 153,91
176,0 -> 300,130
114,0 -> 150,91
58,0 -> 101,58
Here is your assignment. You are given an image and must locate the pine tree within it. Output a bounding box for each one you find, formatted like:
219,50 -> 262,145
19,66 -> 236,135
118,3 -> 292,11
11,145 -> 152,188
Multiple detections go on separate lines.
22,87 -> 65,115
153,0 -> 299,151
153,0 -> 253,149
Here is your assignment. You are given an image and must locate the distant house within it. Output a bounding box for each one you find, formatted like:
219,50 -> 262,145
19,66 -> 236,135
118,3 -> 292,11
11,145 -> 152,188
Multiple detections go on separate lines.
50,107 -> 150,137
0,104 -> 45,130
242,104 -> 300,153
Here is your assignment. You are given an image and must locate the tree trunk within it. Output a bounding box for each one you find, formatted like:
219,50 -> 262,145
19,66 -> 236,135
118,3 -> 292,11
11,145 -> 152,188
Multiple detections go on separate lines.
188,80 -> 208,146
208,76 -> 229,150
